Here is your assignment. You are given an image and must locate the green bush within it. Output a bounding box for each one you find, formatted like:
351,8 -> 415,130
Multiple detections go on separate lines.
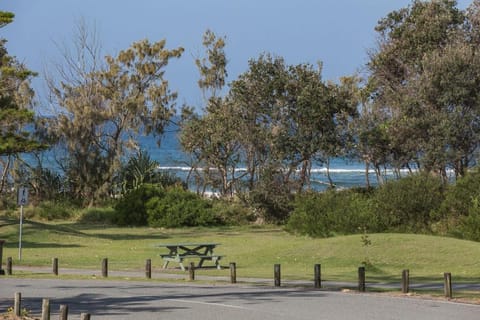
146,187 -> 221,228
372,173 -> 445,232
286,188 -> 375,237
211,198 -> 255,225
28,201 -> 75,220
436,169 -> 480,220
78,207 -> 116,224
247,168 -> 294,223
457,198 -> 480,242
113,184 -> 165,226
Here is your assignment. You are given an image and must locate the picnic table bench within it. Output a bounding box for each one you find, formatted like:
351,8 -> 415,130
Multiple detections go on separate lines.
158,243 -> 223,271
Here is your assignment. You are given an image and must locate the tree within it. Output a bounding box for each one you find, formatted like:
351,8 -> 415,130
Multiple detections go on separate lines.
181,30 -> 244,197
366,0 -> 472,179
0,11 -> 44,193
231,55 -> 357,191
47,23 -> 184,205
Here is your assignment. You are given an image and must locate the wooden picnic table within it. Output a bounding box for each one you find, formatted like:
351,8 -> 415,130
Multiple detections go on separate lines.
158,243 -> 223,271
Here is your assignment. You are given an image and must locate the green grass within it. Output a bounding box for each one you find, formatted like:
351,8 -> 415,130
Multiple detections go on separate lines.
1,217 -> 480,285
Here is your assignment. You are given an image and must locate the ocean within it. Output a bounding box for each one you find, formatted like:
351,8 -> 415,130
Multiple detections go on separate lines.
139,123 -> 379,192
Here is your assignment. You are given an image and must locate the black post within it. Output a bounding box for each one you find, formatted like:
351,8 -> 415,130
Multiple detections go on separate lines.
102,258 -> 108,278
189,262 -> 195,281
274,264 -> 281,287
7,257 -> 12,275
230,262 -> 237,284
358,266 -> 366,292
146,259 -> 152,279
52,257 -> 58,276
402,269 -> 409,294
0,239 -> 5,275
314,264 -> 321,289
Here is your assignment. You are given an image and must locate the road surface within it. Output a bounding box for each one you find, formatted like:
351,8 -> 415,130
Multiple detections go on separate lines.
1,279 -> 479,319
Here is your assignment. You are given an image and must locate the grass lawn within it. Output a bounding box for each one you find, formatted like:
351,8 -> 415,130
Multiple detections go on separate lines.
1,217 -> 480,286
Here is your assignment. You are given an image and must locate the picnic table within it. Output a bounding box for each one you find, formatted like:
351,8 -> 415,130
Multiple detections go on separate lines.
158,243 -> 223,271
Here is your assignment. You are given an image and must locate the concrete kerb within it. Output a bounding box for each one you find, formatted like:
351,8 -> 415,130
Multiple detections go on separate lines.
7,265 -> 480,292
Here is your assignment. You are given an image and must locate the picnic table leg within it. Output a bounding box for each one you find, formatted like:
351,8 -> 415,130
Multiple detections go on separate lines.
162,260 -> 169,269
179,261 -> 186,272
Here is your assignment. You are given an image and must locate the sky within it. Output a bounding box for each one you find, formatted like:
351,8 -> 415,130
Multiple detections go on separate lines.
1,0 -> 473,112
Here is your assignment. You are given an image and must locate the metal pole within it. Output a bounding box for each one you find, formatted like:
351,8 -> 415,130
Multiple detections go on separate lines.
18,205 -> 23,260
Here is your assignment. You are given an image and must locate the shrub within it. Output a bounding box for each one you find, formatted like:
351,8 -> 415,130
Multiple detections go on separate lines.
211,198 -> 255,225
286,188 -> 375,237
458,197 -> 480,242
246,168 -> 294,224
78,207 -> 116,224
436,169 -> 480,220
372,173 -> 445,232
113,184 -> 165,226
146,186 -> 220,228
27,201 -> 75,220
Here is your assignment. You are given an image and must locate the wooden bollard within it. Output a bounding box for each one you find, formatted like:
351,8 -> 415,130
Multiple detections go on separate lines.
230,262 -> 237,284
444,272 -> 452,298
358,267 -> 366,292
14,292 -> 21,317
41,298 -> 50,320
189,262 -> 195,281
7,257 -> 12,275
402,269 -> 409,294
52,258 -> 58,276
102,258 -> 108,278
314,264 -> 321,288
59,304 -> 68,320
0,239 -> 5,275
146,259 -> 152,279
274,264 -> 281,287
80,313 -> 91,320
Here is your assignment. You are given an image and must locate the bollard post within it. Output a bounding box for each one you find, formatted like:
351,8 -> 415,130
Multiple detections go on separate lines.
52,258 -> 58,276
102,258 -> 108,278
145,259 -> 152,279
0,239 -> 5,275
314,264 -> 321,289
402,269 -> 409,294
230,262 -> 237,284
7,257 -> 12,275
80,313 -> 91,320
189,262 -> 195,281
14,292 -> 21,317
59,304 -> 68,320
274,264 -> 281,287
358,266 -> 366,292
41,298 -> 50,320
444,272 -> 452,299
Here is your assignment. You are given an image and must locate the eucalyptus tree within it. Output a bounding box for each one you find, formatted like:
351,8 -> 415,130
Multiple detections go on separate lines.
47,24 -> 183,205
181,30 -> 244,196
229,54 -> 289,192
367,0 -> 468,179
0,11 -> 45,193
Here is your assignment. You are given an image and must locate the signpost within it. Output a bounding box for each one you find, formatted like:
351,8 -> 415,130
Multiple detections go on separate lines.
17,186 -> 28,260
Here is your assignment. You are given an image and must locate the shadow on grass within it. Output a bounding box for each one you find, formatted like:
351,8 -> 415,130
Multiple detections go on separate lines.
28,219 -> 172,241
4,241 -> 82,249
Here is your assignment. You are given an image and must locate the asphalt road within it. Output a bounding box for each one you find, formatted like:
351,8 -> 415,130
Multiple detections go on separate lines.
1,279 -> 479,320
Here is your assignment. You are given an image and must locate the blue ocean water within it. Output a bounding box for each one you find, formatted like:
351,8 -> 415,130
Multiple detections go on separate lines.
139,123 -> 379,191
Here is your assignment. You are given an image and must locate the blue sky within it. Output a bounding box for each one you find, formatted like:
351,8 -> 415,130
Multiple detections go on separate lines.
2,0 -> 473,111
